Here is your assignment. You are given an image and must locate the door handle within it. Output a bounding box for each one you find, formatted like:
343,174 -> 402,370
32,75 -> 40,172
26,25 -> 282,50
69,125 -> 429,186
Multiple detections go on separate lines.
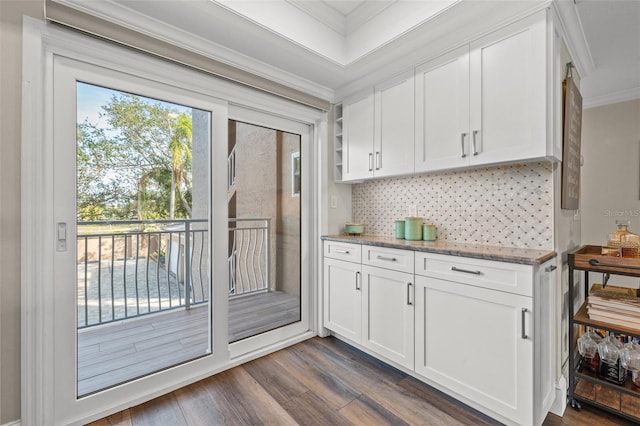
356,271 -> 361,290
56,222 -> 67,252
368,153 -> 373,171
334,249 -> 350,254
407,282 -> 413,306
375,151 -> 381,170
545,265 -> 557,272
460,132 -> 467,158
521,308 -> 528,339
472,130 -> 479,156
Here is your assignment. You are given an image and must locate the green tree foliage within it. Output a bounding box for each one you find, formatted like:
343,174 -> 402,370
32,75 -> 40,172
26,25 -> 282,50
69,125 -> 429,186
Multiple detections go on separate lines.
77,93 -> 193,221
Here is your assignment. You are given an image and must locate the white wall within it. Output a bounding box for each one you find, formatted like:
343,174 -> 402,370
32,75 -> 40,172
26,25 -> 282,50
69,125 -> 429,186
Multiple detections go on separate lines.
581,98 -> 640,290
0,2 -> 43,423
581,99 -> 640,246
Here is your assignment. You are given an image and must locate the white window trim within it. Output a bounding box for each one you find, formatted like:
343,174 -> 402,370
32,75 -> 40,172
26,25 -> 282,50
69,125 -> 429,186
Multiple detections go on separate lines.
21,17 -> 327,425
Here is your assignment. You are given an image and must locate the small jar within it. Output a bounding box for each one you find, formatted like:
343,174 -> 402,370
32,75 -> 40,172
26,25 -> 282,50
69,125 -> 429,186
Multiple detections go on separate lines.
394,220 -> 405,239
423,224 -> 436,241
404,217 -> 423,241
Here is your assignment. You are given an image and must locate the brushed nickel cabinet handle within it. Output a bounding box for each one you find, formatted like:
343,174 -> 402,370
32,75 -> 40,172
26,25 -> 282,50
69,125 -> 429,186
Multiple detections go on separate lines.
460,133 -> 467,158
521,308 -> 528,339
375,151 -> 381,170
377,255 -> 397,262
545,265 -> 557,272
356,271 -> 361,290
472,130 -> 479,156
368,153 -> 373,171
407,282 -> 413,306
451,266 -> 482,275
334,249 -> 350,254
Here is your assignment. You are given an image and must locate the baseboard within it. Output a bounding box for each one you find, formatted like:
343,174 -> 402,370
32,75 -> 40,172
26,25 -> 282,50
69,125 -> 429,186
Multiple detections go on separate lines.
549,375 -> 568,417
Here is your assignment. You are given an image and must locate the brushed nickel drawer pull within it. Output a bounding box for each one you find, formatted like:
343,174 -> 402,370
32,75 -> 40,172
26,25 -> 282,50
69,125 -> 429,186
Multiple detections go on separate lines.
407,282 -> 413,306
334,249 -> 350,254
521,308 -> 528,339
460,132 -> 467,158
368,153 -> 373,171
377,255 -> 397,262
545,265 -> 557,272
375,151 -> 381,170
356,271 -> 361,290
451,266 -> 482,275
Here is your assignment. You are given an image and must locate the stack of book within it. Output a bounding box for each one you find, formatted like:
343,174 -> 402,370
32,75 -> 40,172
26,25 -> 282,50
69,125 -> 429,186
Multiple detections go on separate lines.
587,284 -> 640,330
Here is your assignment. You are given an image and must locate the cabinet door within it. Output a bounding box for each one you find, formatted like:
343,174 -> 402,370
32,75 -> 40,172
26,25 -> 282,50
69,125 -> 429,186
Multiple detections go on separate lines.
375,72 -> 415,177
414,276 -> 533,425
415,46 -> 470,172
362,265 -> 414,369
343,91 -> 374,181
323,258 -> 362,342
469,13 -> 547,166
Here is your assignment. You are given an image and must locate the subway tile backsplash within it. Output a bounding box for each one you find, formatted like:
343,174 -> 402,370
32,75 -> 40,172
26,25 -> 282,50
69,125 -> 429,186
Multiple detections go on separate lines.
352,162 -> 553,249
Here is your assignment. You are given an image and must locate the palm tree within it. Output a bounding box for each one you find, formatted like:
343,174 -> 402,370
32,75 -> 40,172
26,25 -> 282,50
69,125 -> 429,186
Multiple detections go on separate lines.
167,113 -> 193,218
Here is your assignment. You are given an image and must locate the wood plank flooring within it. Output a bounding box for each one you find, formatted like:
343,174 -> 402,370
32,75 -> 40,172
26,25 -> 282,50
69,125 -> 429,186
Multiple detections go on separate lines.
78,291 -> 300,396
87,336 -> 635,426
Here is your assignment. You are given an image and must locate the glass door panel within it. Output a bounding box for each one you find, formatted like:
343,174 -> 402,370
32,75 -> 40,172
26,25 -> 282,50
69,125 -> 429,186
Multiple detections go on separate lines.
76,82 -> 212,396
227,120 -> 301,342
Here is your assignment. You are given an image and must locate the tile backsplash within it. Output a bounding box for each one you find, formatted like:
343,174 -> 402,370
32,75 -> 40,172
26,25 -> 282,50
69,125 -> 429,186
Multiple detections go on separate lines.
352,162 -> 553,249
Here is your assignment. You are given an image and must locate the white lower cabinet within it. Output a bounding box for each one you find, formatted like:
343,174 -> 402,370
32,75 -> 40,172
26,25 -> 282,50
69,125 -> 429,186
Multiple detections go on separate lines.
414,275 -> 533,425
361,265 -> 414,369
322,241 -> 556,426
323,257 -> 362,343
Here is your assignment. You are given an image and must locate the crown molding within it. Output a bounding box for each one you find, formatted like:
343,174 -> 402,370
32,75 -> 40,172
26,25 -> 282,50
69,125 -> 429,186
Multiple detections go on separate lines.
550,0 -> 595,78
583,87 -> 640,109
50,0 -> 336,102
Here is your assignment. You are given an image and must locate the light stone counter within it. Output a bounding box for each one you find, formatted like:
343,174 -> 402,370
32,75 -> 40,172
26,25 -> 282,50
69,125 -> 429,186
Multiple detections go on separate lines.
322,235 -> 556,265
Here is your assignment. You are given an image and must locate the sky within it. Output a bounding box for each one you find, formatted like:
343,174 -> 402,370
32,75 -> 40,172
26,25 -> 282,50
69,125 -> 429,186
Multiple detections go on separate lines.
76,81 -> 192,129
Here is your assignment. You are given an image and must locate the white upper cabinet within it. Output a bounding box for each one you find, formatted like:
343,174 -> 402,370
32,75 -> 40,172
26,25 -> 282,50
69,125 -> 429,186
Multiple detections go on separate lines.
415,11 -> 557,173
343,90 -> 375,181
415,46 -> 470,171
468,13 -> 548,166
342,74 -> 415,182
374,72 -> 415,177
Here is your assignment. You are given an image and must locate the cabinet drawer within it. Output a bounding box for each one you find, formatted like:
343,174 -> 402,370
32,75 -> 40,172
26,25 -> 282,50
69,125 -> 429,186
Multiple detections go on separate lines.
324,241 -> 361,263
415,252 -> 533,297
362,245 -> 414,274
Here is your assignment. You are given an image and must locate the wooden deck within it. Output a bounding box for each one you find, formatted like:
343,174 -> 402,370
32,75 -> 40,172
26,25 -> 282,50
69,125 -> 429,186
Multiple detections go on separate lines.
78,291 -> 300,396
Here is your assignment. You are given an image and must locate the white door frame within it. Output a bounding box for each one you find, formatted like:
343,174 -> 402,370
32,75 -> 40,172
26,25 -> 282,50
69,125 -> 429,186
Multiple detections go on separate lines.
22,18 -> 325,425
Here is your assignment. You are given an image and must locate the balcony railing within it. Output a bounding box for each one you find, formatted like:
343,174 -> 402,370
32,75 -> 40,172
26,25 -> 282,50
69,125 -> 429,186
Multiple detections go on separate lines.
228,218 -> 270,296
77,217 -> 271,329
77,219 -> 209,329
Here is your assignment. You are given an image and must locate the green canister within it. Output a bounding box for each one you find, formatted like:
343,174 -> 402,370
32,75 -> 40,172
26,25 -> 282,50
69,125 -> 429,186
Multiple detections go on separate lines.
404,217 -> 423,240
423,224 -> 437,241
394,220 -> 405,239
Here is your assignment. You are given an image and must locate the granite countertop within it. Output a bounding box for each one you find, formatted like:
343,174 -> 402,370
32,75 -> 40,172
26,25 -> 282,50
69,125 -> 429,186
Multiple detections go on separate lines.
322,235 -> 556,265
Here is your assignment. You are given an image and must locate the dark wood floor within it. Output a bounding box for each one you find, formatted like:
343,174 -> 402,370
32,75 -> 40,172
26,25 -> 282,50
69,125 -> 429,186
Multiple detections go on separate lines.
88,336 -> 635,426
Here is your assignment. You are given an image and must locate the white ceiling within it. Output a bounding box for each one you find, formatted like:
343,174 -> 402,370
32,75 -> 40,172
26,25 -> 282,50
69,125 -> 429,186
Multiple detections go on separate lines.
57,0 -> 640,107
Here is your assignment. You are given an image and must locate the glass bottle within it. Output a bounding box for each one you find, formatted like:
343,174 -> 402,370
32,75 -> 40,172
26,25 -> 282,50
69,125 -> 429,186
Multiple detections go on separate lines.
606,220 -> 638,257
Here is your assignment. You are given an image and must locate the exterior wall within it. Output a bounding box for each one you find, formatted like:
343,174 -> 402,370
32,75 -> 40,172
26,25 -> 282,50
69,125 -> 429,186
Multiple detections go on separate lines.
234,122 -> 278,289
352,162 -> 554,249
0,2 -> 44,423
277,132 -> 301,298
